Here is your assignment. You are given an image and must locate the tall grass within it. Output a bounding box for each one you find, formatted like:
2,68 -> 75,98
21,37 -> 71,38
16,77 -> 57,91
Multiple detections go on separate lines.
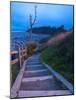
41,32 -> 74,84
11,62 -> 20,87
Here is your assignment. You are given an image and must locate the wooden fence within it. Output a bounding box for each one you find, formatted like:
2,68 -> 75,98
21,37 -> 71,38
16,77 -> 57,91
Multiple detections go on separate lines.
11,48 -> 27,67
11,43 -> 27,68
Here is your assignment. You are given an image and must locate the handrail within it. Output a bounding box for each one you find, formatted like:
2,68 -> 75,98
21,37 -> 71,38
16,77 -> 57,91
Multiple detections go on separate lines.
11,50 -> 18,55
11,58 -> 18,65
11,46 -> 27,66
13,41 -> 26,63
12,41 -> 24,67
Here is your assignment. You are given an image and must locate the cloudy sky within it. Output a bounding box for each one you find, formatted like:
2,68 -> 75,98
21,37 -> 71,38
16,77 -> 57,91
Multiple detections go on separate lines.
11,2 -> 73,32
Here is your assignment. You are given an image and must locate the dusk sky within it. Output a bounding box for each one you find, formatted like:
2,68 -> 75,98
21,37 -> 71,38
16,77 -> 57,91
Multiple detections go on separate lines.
11,2 -> 73,32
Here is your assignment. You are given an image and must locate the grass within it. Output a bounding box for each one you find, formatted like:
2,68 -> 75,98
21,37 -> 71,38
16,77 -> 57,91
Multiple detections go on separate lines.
41,32 -> 74,84
11,62 -> 20,87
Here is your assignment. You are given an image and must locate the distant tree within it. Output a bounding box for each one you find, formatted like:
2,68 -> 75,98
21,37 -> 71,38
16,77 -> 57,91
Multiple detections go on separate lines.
57,25 -> 66,33
27,25 -> 67,36
29,5 -> 37,42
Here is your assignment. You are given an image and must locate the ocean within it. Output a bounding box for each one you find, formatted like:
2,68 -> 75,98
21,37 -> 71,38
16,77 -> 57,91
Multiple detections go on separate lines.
11,32 -> 50,51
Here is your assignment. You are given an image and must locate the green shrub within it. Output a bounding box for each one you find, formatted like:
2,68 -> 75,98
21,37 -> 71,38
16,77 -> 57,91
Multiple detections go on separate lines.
27,43 -> 37,56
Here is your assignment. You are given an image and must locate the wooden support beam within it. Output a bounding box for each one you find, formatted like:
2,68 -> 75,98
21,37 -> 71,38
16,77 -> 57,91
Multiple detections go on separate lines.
11,58 -> 18,65
19,48 -> 22,68
11,51 -> 18,55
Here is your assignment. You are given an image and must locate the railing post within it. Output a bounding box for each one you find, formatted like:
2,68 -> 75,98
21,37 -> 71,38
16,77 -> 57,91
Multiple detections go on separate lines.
18,47 -> 22,68
21,44 -> 24,64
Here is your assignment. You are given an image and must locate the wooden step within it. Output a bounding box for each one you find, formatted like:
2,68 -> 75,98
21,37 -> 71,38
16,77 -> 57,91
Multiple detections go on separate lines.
22,75 -> 53,82
25,65 -> 47,71
20,75 -> 67,91
25,69 -> 48,73
23,70 -> 51,77
18,90 -> 72,98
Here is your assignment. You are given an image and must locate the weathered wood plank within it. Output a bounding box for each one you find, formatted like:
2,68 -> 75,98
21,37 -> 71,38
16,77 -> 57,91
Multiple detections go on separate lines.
43,63 -> 74,93
18,90 -> 72,97
11,58 -> 18,65
10,59 -> 29,98
11,51 -> 18,55
22,75 -> 53,82
25,69 -> 48,73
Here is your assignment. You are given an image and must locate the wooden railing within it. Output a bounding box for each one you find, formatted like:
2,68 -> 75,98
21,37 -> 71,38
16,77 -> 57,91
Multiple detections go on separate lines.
11,48 -> 27,67
10,41 -> 28,87
11,41 -> 27,68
